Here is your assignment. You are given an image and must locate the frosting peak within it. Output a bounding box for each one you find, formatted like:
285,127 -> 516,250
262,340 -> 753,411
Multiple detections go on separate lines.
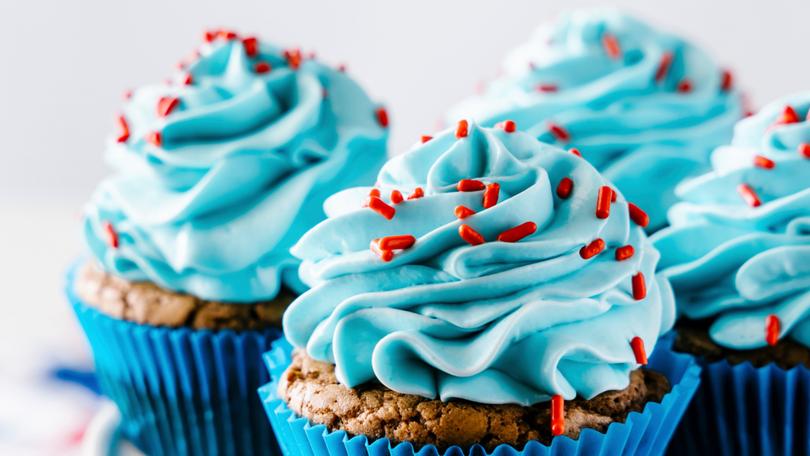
284,122 -> 674,405
448,9 -> 742,231
83,31 -> 388,302
653,93 -> 810,350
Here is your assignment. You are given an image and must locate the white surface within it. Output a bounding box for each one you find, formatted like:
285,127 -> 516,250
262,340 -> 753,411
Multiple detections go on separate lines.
82,402 -> 141,456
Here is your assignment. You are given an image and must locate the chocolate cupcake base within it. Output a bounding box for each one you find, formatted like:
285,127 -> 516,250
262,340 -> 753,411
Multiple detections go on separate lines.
277,351 -> 668,450
674,318 -> 810,369
75,262 -> 293,330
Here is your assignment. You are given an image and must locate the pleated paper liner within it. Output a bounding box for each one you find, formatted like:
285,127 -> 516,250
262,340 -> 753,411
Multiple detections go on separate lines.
259,334 -> 701,456
67,263 -> 283,456
667,355 -> 810,456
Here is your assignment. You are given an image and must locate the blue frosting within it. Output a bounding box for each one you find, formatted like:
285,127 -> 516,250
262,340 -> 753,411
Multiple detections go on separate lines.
653,93 -> 810,350
448,9 -> 742,231
284,122 -> 675,405
83,33 -> 388,302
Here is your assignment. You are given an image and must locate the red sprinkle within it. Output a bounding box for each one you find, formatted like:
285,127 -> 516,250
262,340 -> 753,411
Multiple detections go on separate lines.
421,135 -> 433,143
181,73 -> 194,85
483,183 -> 500,208
218,29 -> 238,40
602,33 -> 621,59
454,205 -> 475,219
611,188 -> 618,202
499,120 -> 517,133
369,240 -> 394,262
753,155 -> 775,169
721,70 -> 733,91
284,49 -> 302,69
204,30 -> 217,43
103,221 -> 119,249
630,336 -> 648,365
569,148 -> 582,157
677,79 -> 693,93
556,177 -> 574,199
497,222 -> 537,242
390,190 -> 404,205
378,235 -> 416,251
369,188 -> 381,198
457,179 -> 485,192
459,224 -> 485,246
632,272 -> 647,300
456,120 -> 469,138
628,203 -> 649,228
254,61 -> 272,74
368,196 -> 396,220
779,105 -> 800,124
800,143 -> 810,159
737,184 -> 761,207
580,238 -> 606,259
551,395 -> 565,436
375,108 -> 389,128
116,115 -> 130,143
615,245 -> 635,261
536,83 -> 558,93
548,123 -> 570,142
407,187 -> 424,200
766,314 -> 781,346
655,52 -> 673,82
242,37 -> 259,57
146,131 -> 162,147
157,96 -> 180,117
595,186 -> 613,219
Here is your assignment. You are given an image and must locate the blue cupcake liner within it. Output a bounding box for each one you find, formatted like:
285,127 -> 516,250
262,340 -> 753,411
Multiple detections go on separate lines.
67,263 -> 283,456
667,354 -> 810,456
258,333 -> 701,456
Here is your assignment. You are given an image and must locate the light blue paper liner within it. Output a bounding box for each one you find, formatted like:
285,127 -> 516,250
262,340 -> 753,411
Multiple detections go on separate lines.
258,334 -> 700,456
668,354 -> 810,455
67,263 -> 283,456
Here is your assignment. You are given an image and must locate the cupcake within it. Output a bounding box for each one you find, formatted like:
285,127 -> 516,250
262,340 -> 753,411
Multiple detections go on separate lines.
259,121 -> 700,455
653,94 -> 810,454
448,9 -> 743,231
69,29 -> 388,455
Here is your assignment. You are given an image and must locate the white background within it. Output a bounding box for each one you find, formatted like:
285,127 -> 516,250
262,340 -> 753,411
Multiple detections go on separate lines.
0,0 -> 807,452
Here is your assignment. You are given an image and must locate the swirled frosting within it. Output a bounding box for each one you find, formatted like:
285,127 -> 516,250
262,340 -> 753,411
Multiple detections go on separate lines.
448,9 -> 742,231
83,31 -> 388,302
653,93 -> 810,350
284,122 -> 675,405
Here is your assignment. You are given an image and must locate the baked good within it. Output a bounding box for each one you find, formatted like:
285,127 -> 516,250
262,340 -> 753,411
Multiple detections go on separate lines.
260,121 -> 700,455
653,93 -> 810,454
69,28 -> 388,455
448,9 -> 743,231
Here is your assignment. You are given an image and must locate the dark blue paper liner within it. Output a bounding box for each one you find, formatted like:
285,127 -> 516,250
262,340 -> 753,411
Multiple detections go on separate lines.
67,263 -> 283,456
667,355 -> 810,455
258,334 -> 700,456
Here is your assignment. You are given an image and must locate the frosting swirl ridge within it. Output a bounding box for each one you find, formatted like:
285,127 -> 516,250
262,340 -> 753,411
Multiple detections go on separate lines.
448,9 -> 742,230
285,122 -> 674,405
83,31 -> 388,302
653,93 -> 810,349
